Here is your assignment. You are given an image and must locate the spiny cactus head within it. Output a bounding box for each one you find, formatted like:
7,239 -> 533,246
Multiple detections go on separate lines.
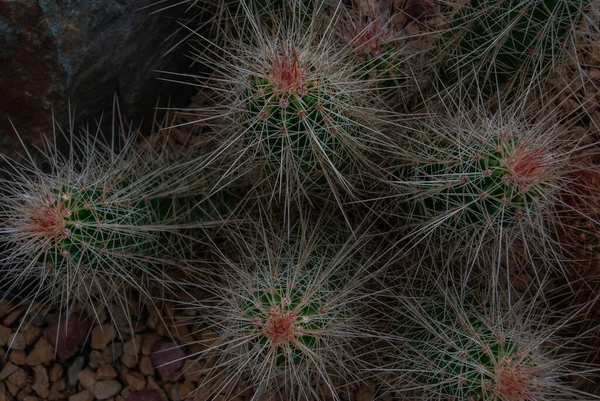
406,122 -> 556,230
438,0 -> 593,96
184,218 -> 383,399
388,280 -> 590,401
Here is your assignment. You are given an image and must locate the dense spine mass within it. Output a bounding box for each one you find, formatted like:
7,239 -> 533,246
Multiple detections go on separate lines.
438,0 -> 590,94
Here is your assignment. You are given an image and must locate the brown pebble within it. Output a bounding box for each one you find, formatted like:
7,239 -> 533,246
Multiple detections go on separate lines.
0,362 -> 19,381
8,367 -> 28,388
49,380 -> 66,401
125,372 -> 145,391
103,343 -> 124,363
49,364 -> 64,383
91,325 -> 117,350
93,380 -> 122,400
32,365 -> 50,398
140,334 -> 159,356
121,352 -> 138,369
0,325 -> 12,347
178,381 -> 195,400
68,390 -> 94,401
139,356 -> 154,377
89,350 -> 106,369
589,68 -> 600,80
9,350 -> 26,365
123,335 -> 141,356
6,379 -> 20,396
3,307 -> 25,326
9,333 -> 26,350
96,365 -> 117,381
22,324 -> 43,346
26,337 -> 54,366
77,369 -> 97,393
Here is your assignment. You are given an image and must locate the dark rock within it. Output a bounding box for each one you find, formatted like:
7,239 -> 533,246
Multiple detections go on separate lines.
0,0 -> 196,150
43,313 -> 90,360
150,339 -> 185,379
126,389 -> 164,401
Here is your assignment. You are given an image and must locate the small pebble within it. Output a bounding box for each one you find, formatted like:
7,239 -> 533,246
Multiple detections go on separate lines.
68,356 -> 85,386
93,380 -> 122,400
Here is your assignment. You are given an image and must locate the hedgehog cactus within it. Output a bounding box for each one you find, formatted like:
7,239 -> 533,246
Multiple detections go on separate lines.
339,9 -> 410,99
386,282 -> 590,400
190,8 -> 392,212
391,103 -> 569,250
184,221 -> 383,399
410,131 -> 550,229
244,46 -> 356,191
438,0 -> 591,95
0,116 -> 225,316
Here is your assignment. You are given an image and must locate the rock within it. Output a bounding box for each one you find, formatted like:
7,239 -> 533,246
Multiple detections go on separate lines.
68,356 -> 85,386
77,368 -> 97,393
181,360 -> 203,383
93,380 -> 122,400
49,364 -> 63,383
22,324 -> 43,346
139,356 -> 154,377
140,334 -> 160,356
26,337 -> 54,366
178,381 -> 195,400
7,367 -> 28,388
91,325 -> 117,350
2,307 -> 24,327
0,325 -> 11,346
49,380 -> 66,400
96,365 -> 117,381
89,350 -> 106,369
9,332 -> 25,350
356,385 -> 375,401
150,340 -> 186,379
9,350 -> 26,365
44,314 -> 90,360
126,389 -> 164,401
126,372 -> 145,391
68,391 -> 94,401
32,365 -> 50,398
0,362 -> 18,381
589,68 -> 600,80
103,343 -> 124,364
123,335 -> 141,356
0,0 -> 195,159
121,352 -> 138,369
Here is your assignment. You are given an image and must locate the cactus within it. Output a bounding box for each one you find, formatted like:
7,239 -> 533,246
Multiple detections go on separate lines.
437,0 -> 592,95
183,219 -> 383,399
386,280 -> 592,400
337,8 -> 413,105
388,102 -> 570,265
0,113 -> 228,319
185,6 -> 393,215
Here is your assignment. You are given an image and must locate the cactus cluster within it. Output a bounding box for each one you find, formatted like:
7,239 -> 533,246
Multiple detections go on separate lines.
2,0 -> 600,400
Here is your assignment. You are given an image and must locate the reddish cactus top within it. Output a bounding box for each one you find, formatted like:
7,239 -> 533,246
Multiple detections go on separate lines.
268,49 -> 307,93
490,354 -> 539,401
502,142 -> 548,192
